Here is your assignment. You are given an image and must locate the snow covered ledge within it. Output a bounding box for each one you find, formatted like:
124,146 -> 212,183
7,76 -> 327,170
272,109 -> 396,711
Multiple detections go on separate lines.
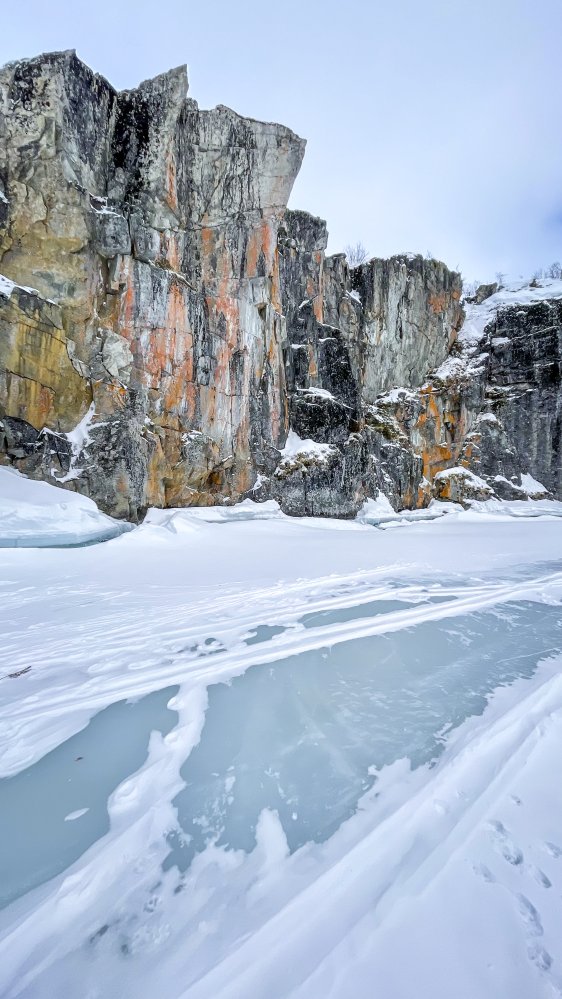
0,467 -> 133,548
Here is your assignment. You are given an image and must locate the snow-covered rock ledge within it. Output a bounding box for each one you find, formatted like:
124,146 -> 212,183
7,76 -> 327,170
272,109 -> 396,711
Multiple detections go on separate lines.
0,467 -> 132,548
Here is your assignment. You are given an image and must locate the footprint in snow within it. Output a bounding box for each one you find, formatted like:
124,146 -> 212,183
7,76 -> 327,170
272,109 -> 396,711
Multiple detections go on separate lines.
473,863 -> 495,884
527,865 -> 552,889
544,841 -> 562,859
527,943 -> 552,973
516,894 -> 543,936
488,820 -> 524,866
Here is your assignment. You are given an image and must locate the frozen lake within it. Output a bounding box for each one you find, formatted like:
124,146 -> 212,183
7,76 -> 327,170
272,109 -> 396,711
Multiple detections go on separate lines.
2,505 -> 562,999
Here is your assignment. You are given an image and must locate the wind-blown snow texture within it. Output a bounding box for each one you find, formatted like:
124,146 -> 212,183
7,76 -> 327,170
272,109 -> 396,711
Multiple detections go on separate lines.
1,479 -> 562,999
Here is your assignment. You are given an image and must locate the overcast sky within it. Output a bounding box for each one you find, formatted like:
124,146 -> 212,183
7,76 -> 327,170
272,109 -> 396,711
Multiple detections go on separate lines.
2,0 -> 561,281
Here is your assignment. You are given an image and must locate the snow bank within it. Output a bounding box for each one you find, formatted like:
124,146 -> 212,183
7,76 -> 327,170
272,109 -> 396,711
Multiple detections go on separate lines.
357,491 -> 562,529
0,466 -> 132,547
144,499 -> 286,533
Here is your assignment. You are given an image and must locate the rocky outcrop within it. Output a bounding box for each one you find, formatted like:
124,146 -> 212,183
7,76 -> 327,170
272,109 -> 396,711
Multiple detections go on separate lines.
274,209 -> 464,514
1,52 -> 561,519
462,299 -> 562,499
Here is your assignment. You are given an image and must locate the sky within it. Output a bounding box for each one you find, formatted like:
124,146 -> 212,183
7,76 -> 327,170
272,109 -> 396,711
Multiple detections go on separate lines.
2,0 -> 562,281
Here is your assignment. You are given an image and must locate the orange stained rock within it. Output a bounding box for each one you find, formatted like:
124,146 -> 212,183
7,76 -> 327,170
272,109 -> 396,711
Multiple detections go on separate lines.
428,293 -> 448,314
244,220 -> 275,281
159,230 -> 180,271
165,150 -> 179,214
271,246 -> 282,313
105,383 -> 128,407
33,382 -> 55,426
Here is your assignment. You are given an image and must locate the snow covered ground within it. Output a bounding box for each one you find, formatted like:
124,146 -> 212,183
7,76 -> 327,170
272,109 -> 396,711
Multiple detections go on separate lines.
1,481 -> 562,998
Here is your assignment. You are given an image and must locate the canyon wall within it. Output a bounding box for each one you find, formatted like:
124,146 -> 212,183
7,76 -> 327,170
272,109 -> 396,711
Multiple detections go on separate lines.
1,52 -> 560,518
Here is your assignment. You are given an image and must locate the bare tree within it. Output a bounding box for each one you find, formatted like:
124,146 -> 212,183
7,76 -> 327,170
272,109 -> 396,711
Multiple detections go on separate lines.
344,241 -> 369,268
495,271 -> 506,287
547,261 -> 562,279
462,279 -> 479,299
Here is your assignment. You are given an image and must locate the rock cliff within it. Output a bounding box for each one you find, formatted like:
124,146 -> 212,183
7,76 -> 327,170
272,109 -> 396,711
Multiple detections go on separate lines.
1,51 -> 560,518
0,51 -> 304,517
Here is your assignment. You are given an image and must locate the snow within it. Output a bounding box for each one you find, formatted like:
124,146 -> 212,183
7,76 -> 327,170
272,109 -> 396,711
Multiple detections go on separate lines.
279,429 -> 336,462
296,386 -> 337,402
0,466 -> 131,547
2,481 -> 562,997
0,274 -> 15,298
145,499 -> 285,530
251,473 -> 268,493
460,278 -> 562,349
51,403 -> 103,483
431,277 -> 562,384
357,491 -> 396,519
434,465 -> 489,488
377,386 -> 416,404
520,473 -> 549,497
0,273 -> 50,301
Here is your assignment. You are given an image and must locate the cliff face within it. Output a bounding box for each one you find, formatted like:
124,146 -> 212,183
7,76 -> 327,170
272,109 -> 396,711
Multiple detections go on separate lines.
273,210 -> 464,514
1,52 -> 561,518
0,51 -> 304,517
273,209 -> 562,514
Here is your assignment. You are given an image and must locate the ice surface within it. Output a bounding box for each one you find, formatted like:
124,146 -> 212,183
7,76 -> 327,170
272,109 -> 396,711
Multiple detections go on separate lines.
166,600 -> 562,869
0,686 -> 178,908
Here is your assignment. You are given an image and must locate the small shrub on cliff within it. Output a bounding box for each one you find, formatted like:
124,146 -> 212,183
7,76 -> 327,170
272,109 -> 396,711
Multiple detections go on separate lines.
344,242 -> 369,268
